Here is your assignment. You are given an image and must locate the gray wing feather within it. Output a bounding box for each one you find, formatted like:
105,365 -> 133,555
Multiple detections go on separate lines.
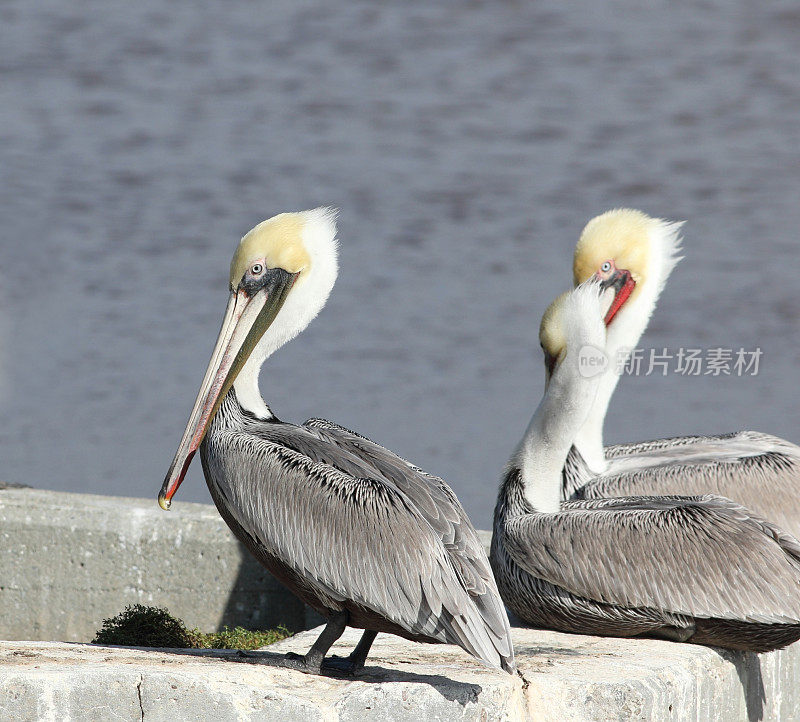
579,431 -> 800,536
503,494 -> 800,624
604,431 -> 800,462
301,418 -> 509,632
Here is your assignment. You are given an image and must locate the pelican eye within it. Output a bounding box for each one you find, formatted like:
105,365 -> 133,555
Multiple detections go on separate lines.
601,261 -> 612,273
251,263 -> 264,276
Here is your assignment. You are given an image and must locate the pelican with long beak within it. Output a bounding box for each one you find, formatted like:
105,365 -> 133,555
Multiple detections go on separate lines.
491,282 -> 800,651
160,209 -> 515,675
564,209 -> 800,537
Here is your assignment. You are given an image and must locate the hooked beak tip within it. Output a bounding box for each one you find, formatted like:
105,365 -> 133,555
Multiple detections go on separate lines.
158,492 -> 172,511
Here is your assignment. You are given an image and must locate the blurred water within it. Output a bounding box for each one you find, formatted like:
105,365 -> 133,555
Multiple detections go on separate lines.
1,1 -> 798,528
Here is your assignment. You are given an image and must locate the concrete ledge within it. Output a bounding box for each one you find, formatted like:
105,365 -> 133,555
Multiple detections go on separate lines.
516,628 -> 800,721
0,488 -> 308,641
0,632 -> 523,722
1,488 -> 799,719
0,627 -> 798,720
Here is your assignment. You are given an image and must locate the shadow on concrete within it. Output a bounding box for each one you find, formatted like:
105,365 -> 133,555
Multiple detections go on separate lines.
512,643 -> 589,659
718,649 -> 765,722
230,651 -> 485,702
217,543 -> 307,633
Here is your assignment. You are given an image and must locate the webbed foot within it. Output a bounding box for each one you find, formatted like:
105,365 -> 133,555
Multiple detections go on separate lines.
276,651 -> 323,674
233,611 -> 351,677
321,654 -> 361,675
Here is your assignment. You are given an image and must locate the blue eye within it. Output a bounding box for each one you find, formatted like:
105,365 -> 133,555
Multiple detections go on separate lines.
601,261 -> 612,273
251,264 -> 264,275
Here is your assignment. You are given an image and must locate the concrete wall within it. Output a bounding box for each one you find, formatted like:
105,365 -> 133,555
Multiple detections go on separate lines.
0,487 -> 308,641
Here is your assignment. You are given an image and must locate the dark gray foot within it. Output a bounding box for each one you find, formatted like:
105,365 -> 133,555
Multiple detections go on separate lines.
234,612 -> 350,677
276,651 -> 323,674
321,654 -> 361,675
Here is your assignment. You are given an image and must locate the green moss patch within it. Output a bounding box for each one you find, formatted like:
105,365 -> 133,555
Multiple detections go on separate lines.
197,626 -> 290,650
92,604 -> 290,650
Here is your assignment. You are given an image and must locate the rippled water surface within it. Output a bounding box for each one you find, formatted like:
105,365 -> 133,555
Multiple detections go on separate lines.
2,1 -> 799,527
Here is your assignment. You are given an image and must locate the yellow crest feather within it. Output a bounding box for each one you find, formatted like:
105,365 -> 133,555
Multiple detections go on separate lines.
230,213 -> 311,289
573,209 -> 654,299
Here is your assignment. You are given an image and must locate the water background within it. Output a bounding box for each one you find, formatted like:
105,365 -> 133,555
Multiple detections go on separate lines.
2,1 -> 799,528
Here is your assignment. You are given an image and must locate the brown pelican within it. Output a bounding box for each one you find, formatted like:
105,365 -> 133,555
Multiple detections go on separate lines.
491,281 -> 800,651
158,209 -> 514,675
565,209 -> 800,536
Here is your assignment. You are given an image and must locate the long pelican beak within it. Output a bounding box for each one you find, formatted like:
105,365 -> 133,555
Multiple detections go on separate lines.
598,268 -> 635,326
158,268 -> 297,510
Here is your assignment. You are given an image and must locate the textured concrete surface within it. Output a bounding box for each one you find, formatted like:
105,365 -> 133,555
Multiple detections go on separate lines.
0,631 -> 523,722
517,628 -> 800,721
0,627 -> 797,721
0,488 -> 307,641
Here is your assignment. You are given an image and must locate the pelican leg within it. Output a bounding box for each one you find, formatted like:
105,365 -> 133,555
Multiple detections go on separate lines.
277,611 -> 349,674
322,630 -> 378,675
235,611 -> 349,674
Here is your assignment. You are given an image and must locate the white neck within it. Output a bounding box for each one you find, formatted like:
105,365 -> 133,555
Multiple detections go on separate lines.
516,285 -> 604,512
572,219 -> 683,472
233,207 -> 338,418
233,356 -> 274,419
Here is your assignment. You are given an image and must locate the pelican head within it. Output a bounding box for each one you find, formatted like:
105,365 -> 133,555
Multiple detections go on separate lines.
538,281 -> 609,383
539,290 -> 570,379
572,209 -> 683,327
159,207 -> 338,510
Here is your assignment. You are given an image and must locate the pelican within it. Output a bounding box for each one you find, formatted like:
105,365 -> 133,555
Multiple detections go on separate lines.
565,209 -> 800,536
158,209 -> 514,675
490,281 -> 800,651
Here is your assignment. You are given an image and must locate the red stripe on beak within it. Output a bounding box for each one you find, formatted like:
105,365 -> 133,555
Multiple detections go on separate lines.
604,272 -> 635,326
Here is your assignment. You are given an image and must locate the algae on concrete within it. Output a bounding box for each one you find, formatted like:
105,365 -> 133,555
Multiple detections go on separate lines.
92,604 -> 290,650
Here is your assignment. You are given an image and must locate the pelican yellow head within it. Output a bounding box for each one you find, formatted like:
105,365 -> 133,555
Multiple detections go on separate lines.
230,213 -> 311,290
539,282 -> 609,380
573,209 -> 683,325
539,290 -> 570,376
